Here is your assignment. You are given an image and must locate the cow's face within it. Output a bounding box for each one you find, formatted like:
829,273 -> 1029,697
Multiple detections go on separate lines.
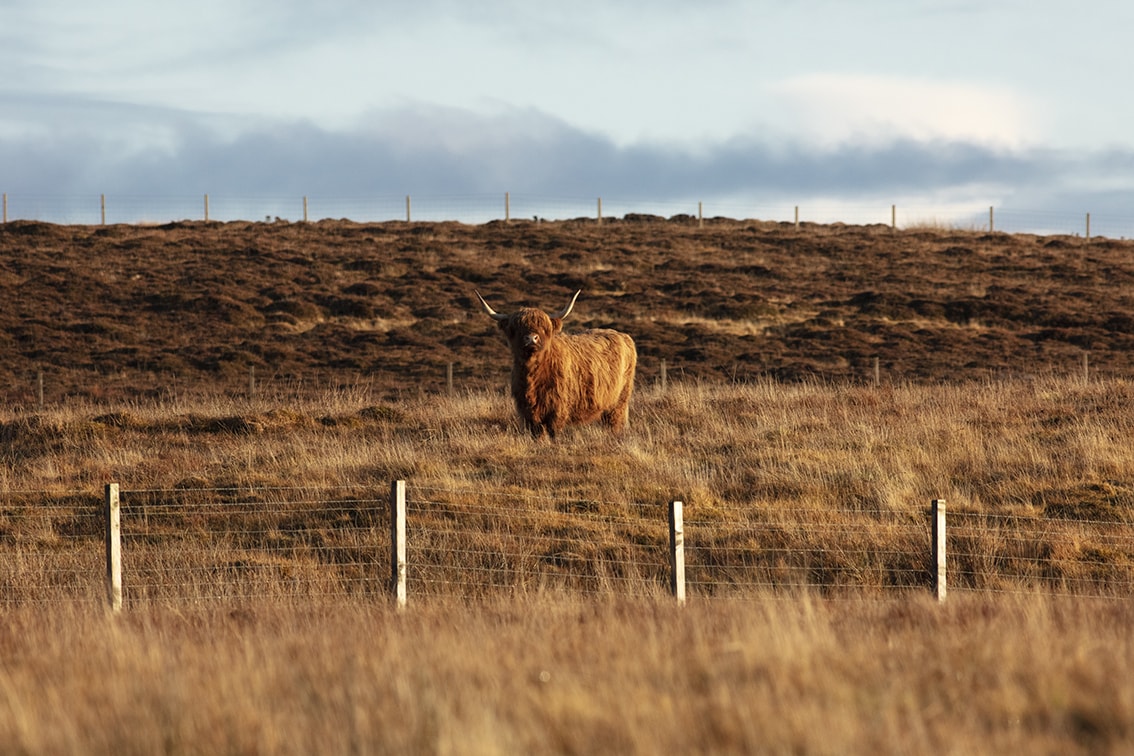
475,290 -> 579,360
501,308 -> 562,357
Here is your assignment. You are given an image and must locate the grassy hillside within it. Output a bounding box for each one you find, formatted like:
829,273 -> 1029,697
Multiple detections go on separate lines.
2,218 -> 1133,753
1,217 -> 1132,404
4,377 -> 1133,602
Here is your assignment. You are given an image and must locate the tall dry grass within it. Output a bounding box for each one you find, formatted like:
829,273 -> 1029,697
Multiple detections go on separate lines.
2,594 -> 1132,754
2,377 -> 1133,752
4,375 -> 1131,508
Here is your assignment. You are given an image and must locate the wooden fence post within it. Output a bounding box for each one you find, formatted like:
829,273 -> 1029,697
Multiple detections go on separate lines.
204,194 -> 209,222
303,196 -> 309,223
405,195 -> 412,223
669,500 -> 686,605
1086,212 -> 1091,242
504,192 -> 510,223
659,359 -> 667,393
794,206 -> 800,230
100,194 -> 106,226
597,197 -> 603,224
932,498 -> 946,602
698,201 -> 704,229
105,483 -> 122,613
391,480 -> 407,609
989,206 -> 994,233
3,193 -> 7,223
891,204 -> 897,231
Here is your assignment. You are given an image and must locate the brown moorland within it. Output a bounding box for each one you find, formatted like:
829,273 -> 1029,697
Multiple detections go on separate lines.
1,216 -> 1131,403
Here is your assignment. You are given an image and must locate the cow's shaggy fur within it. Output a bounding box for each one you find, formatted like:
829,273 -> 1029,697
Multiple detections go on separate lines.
476,290 -> 637,439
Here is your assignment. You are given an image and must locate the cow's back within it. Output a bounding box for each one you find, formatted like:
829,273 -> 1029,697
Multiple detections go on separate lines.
559,328 -> 636,411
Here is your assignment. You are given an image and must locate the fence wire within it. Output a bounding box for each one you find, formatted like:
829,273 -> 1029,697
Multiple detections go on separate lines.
0,493 -> 104,607
115,486 -> 390,607
405,493 -> 670,598
2,485 -> 1133,608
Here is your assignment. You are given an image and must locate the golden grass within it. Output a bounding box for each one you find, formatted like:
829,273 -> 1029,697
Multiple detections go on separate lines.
2,377 -> 1134,752
2,594 -> 1132,754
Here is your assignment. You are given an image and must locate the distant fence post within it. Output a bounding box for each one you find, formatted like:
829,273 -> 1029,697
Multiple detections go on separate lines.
2,193 -> 7,223
794,206 -> 800,230
669,500 -> 686,605
204,194 -> 210,222
405,195 -> 412,223
698,201 -> 704,229
504,192 -> 510,223
891,204 -> 897,231
989,206 -> 994,232
100,194 -> 106,226
37,369 -> 44,408
597,197 -> 603,224
105,483 -> 122,613
390,480 -> 407,609
303,196 -> 309,223
931,499 -> 946,602
1086,212 -> 1091,242
447,362 -> 454,394
659,359 -> 667,393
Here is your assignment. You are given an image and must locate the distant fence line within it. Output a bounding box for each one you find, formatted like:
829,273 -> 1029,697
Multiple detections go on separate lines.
4,482 -> 1132,611
1,192 -> 1130,239
22,353 -> 1105,411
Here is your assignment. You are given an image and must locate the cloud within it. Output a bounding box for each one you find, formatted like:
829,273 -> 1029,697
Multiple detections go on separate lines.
767,73 -> 1039,149
1,96 -> 1131,230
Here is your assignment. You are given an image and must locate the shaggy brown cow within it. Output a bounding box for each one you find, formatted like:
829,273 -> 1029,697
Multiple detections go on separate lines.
476,289 -> 637,439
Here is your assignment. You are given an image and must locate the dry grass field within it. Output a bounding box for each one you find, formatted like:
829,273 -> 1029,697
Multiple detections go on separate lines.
2,217 -> 1133,753
4,592 -> 1133,754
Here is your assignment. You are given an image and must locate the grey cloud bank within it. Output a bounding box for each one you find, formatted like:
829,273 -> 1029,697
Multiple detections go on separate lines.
2,99 -> 1132,232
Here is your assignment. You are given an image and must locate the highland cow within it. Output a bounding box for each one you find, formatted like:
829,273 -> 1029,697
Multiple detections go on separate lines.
476,289 -> 637,439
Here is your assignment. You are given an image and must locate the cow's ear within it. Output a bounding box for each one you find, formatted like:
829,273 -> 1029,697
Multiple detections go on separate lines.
550,318 -> 564,334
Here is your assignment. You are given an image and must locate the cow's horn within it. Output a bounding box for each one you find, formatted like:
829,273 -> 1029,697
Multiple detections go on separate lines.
475,290 -> 508,321
552,290 -> 581,320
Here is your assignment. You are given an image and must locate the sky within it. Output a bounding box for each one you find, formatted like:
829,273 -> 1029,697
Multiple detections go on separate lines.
3,0 -> 1134,230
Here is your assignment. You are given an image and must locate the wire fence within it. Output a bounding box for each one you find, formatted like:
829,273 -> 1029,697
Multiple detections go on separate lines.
3,483 -> 1133,609
1,491 -> 105,607
2,192 -> 1130,239
116,485 -> 389,605
406,486 -> 670,599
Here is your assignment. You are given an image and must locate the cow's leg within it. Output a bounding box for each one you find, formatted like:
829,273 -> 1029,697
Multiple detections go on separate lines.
525,418 -> 547,439
606,382 -> 633,432
545,414 -> 566,440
